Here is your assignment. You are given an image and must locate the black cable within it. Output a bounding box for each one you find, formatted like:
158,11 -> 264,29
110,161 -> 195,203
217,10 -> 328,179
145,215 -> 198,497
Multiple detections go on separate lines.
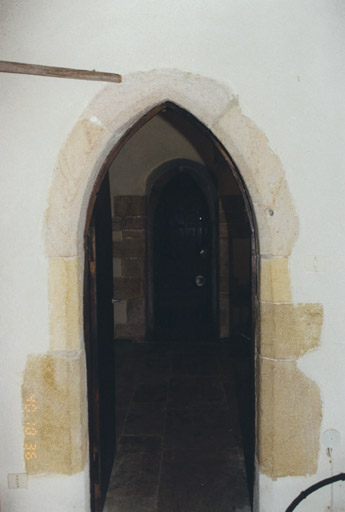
286,473 -> 345,511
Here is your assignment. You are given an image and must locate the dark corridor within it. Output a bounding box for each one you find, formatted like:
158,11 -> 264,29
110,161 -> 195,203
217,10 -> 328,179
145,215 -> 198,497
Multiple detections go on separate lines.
102,166 -> 254,511
104,338 -> 253,512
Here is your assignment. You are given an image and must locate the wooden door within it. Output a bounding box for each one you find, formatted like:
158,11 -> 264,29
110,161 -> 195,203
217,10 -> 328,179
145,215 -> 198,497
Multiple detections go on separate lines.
85,173 -> 115,512
154,173 -> 213,340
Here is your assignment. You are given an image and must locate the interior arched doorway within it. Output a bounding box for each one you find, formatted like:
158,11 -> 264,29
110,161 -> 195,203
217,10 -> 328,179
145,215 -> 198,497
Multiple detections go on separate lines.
45,70 -> 312,512
84,102 -> 256,511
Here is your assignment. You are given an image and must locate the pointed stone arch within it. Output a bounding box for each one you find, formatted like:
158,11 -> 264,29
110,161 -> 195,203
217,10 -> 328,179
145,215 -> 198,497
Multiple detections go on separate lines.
30,70 -> 323,508
45,70 -> 299,260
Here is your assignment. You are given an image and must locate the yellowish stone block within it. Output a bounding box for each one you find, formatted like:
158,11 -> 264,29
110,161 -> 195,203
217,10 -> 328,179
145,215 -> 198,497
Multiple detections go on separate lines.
22,353 -> 87,475
257,356 -> 321,478
49,258 -> 82,351
260,257 -> 291,302
259,302 -> 323,359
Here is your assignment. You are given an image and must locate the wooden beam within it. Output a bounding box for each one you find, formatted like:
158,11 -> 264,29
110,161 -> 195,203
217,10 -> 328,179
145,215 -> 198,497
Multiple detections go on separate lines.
0,60 -> 122,83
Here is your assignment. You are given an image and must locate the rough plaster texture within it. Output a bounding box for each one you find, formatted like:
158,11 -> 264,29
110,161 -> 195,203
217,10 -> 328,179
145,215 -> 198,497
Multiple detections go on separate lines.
259,302 -> 323,360
256,297 -> 323,479
257,357 -> 322,479
257,256 -> 323,479
22,353 -> 88,475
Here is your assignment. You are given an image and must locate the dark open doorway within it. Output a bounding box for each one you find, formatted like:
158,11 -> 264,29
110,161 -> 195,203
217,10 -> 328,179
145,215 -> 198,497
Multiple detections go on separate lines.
154,172 -> 212,340
150,162 -> 217,341
84,102 -> 256,512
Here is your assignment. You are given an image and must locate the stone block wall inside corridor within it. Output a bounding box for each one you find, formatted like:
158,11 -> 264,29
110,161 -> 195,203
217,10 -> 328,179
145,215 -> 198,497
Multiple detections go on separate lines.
112,195 -> 146,339
111,190 -> 251,341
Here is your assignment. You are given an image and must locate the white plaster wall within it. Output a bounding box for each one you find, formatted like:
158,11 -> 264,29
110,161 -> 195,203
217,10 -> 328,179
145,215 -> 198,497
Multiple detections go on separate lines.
0,1 -> 344,511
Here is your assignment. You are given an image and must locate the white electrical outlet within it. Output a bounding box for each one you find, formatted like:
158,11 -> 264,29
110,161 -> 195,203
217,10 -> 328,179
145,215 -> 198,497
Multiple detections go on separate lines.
8,473 -> 28,489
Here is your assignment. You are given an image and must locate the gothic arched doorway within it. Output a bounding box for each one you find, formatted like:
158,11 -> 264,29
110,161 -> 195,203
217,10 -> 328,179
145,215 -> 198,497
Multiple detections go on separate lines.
84,103 -> 256,512
44,70 -> 308,512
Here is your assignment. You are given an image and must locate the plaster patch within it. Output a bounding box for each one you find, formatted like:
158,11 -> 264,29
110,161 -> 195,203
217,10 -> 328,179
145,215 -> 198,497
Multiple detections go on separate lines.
260,257 -> 291,302
257,356 -> 321,478
49,258 -> 82,351
259,302 -> 323,359
22,353 -> 88,475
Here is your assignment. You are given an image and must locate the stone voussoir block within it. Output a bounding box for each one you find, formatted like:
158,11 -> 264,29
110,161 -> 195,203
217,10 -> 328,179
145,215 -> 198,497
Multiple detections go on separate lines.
260,257 -> 291,303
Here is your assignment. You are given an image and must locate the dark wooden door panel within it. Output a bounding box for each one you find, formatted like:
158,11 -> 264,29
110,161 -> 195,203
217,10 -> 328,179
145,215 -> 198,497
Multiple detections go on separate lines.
85,173 -> 115,512
154,173 -> 212,340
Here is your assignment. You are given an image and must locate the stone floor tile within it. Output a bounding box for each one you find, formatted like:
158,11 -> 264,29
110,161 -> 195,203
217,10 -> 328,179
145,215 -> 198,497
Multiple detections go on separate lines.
133,378 -> 169,404
157,449 -> 251,512
124,404 -> 166,436
164,406 -> 240,452
172,353 -> 220,376
106,339 -> 253,511
108,436 -> 161,498
143,354 -> 171,370
117,435 -> 161,453
104,495 -> 157,512
168,375 -> 226,408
